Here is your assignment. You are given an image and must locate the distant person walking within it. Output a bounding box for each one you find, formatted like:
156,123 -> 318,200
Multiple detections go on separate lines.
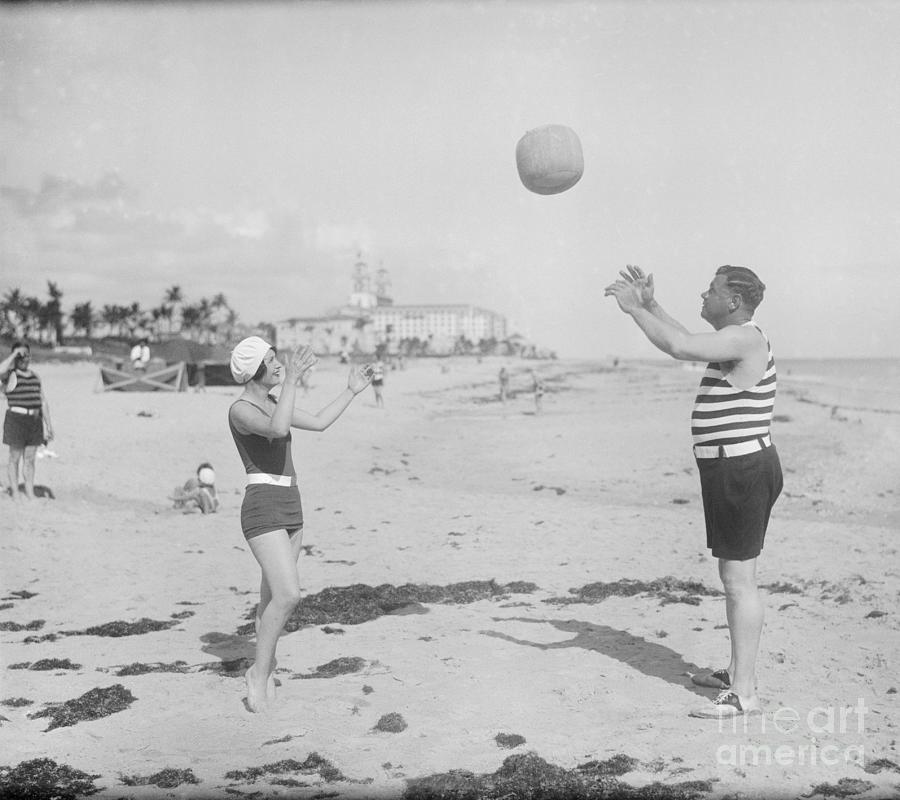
371,359 -> 385,408
1,342 -> 54,501
605,264 -> 782,719
531,369 -> 545,414
498,366 -> 510,404
130,337 -> 151,371
227,337 -> 372,713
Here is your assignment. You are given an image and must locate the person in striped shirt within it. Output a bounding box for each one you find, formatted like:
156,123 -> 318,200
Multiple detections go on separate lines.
605,264 -> 783,719
1,342 -> 54,501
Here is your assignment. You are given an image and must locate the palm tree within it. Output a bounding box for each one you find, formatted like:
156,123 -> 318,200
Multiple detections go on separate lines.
180,304 -> 202,341
164,285 -> 183,305
224,308 -> 238,343
46,281 -> 65,345
101,304 -> 129,338
37,301 -> 56,345
71,302 -> 95,339
1,288 -> 25,338
197,297 -> 213,343
125,302 -> 142,336
157,304 -> 173,336
100,305 -> 117,338
164,285 -> 182,334
21,296 -> 41,340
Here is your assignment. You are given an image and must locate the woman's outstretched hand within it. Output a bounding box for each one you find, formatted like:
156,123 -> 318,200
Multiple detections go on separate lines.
348,363 -> 374,394
287,345 -> 318,386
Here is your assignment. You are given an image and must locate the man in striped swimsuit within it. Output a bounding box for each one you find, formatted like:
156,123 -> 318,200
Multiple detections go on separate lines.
1,342 -> 54,501
606,265 -> 783,718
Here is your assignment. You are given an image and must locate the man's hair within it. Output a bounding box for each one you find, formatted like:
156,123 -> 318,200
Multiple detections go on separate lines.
716,265 -> 766,311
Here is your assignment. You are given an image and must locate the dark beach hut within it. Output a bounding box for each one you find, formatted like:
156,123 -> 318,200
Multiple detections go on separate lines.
149,337 -> 234,387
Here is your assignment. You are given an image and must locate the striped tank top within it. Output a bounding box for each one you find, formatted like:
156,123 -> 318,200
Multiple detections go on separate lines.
691,322 -> 775,448
5,370 -> 42,410
228,398 -> 297,478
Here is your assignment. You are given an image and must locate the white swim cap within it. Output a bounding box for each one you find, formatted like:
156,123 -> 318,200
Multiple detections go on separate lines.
230,336 -> 272,384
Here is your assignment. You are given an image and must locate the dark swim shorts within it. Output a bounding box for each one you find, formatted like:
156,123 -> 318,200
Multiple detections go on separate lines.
240,483 -> 304,540
3,410 -> 44,449
697,445 -> 783,561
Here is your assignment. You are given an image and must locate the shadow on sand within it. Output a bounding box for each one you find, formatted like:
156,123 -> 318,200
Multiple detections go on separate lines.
482,616 -> 711,698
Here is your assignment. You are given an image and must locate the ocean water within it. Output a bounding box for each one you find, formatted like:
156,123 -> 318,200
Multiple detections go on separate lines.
775,358 -> 900,414
654,357 -> 900,414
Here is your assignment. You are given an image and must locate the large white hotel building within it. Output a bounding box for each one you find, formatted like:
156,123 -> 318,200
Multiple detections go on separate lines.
275,256 -> 507,355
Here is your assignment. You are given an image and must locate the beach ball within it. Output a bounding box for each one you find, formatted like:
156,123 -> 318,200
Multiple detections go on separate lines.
515,124 -> 584,195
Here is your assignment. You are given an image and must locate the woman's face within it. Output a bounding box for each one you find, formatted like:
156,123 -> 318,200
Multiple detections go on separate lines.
260,349 -> 283,386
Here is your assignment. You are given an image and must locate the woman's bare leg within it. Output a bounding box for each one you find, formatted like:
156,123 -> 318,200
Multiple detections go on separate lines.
245,529 -> 303,712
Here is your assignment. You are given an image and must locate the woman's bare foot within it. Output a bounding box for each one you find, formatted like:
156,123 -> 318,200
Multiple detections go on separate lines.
266,658 -> 278,701
245,664 -> 268,713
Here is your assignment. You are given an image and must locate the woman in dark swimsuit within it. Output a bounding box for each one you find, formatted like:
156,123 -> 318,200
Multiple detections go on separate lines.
228,336 -> 371,712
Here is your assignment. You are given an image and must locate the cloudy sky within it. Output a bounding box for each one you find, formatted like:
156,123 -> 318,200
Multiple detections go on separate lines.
2,1 -> 898,358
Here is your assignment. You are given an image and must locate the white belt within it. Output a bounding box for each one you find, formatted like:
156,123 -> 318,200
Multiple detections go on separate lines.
9,406 -> 40,417
694,435 -> 771,460
246,473 -> 295,487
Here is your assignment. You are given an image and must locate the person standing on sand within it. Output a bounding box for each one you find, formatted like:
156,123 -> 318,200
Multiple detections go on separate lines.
531,369 -> 545,414
498,366 -> 510,404
227,336 -> 372,713
371,358 -> 385,408
1,342 -> 54,501
605,264 -> 782,719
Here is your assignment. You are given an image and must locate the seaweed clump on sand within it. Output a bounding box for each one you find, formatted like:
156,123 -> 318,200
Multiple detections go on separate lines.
28,684 -> 136,731
66,618 -> 179,637
239,580 -> 539,635
545,577 -> 722,608
374,713 -> 407,733
1,698 -> 34,707
404,752 -> 713,800
0,758 -> 101,799
120,768 -> 200,789
4,590 -> 38,600
805,778 -> 875,798
14,658 -> 82,671
0,619 -> 45,632
294,656 -> 367,680
761,581 -> 804,594
864,758 -> 900,774
115,661 -> 189,676
495,733 -> 526,749
225,754 -> 347,784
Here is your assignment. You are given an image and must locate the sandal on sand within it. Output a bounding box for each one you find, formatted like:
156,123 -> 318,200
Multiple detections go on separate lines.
689,689 -> 761,718
691,668 -> 731,689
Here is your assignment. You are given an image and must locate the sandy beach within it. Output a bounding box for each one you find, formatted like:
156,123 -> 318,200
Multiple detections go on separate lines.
1,356 -> 898,799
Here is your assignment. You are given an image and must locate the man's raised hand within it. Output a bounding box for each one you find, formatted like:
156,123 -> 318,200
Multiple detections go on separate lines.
618,264 -> 655,307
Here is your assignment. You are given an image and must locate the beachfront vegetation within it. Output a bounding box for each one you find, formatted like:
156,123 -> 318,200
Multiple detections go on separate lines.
0,282 -> 241,347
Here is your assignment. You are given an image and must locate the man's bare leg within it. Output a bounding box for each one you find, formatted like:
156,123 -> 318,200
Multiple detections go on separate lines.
719,556 -> 763,698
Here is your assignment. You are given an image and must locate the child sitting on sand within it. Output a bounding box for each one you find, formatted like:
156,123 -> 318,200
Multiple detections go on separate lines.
171,462 -> 219,514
